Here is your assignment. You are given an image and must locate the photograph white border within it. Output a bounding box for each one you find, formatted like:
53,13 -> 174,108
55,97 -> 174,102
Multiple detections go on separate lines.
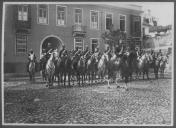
1,2 -> 174,126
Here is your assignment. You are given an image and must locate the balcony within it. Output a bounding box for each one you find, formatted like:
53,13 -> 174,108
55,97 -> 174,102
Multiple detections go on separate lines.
72,24 -> 87,37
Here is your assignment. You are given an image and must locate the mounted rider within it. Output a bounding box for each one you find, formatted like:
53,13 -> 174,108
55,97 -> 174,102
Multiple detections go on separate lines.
104,45 -> 112,60
83,45 -> 90,58
59,44 -> 67,58
41,49 -> 47,59
157,49 -> 163,59
115,43 -> 124,57
27,49 -> 36,72
74,47 -> 82,57
94,47 -> 100,57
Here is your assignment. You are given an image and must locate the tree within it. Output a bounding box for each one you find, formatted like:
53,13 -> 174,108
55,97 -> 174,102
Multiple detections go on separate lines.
101,25 -> 127,49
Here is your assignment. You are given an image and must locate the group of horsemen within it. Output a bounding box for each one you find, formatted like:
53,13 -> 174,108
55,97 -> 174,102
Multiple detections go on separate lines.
27,42 -> 166,73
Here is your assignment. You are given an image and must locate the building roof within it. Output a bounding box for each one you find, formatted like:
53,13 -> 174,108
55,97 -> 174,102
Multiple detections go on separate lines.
97,3 -> 143,13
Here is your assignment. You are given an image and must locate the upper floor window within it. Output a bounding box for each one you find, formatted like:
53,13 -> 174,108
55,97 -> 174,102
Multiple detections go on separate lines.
75,8 -> 82,24
106,13 -> 113,30
38,5 -> 49,24
56,5 -> 66,26
18,5 -> 28,21
16,34 -> 27,54
90,11 -> 99,29
120,15 -> 126,31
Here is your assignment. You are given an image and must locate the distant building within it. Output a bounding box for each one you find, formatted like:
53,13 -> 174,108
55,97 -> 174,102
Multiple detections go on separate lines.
4,3 -> 143,73
142,9 -> 172,52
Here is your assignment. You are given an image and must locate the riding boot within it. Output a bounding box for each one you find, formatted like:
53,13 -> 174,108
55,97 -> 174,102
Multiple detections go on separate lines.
27,62 -> 29,72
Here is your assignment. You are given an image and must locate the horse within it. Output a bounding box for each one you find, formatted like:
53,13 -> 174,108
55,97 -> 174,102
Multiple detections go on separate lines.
152,55 -> 162,79
135,53 -> 151,80
97,53 -> 110,87
28,54 -> 36,82
64,52 -> 74,87
159,55 -> 168,78
87,53 -> 99,85
118,53 -> 130,90
126,51 -> 138,80
77,55 -> 87,86
45,52 -> 56,87
72,54 -> 82,85
39,55 -> 48,81
109,54 -> 122,83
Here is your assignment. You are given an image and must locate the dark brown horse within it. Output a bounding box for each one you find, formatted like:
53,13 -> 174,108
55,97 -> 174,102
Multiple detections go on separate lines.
77,55 -> 87,85
87,54 -> 99,85
152,55 -> 162,79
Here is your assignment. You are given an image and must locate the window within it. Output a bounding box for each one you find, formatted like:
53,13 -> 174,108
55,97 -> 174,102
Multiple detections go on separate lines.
134,16 -> 141,35
91,39 -> 99,52
18,5 -> 28,21
90,11 -> 99,29
120,15 -> 126,31
38,5 -> 48,24
16,34 -> 27,54
74,38 -> 83,50
75,8 -> 82,24
56,6 -> 66,25
106,13 -> 113,30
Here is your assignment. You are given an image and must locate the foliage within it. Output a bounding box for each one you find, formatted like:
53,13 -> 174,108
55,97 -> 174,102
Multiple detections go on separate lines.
101,25 -> 127,48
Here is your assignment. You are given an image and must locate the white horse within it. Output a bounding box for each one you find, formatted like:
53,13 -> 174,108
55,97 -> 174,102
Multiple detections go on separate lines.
46,52 -> 56,87
159,55 -> 168,78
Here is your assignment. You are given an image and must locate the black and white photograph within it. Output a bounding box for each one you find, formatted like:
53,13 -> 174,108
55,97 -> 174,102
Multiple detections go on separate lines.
1,2 -> 174,126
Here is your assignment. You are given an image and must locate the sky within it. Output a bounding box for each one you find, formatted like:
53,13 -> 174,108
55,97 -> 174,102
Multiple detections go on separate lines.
140,2 -> 174,26
105,2 -> 174,26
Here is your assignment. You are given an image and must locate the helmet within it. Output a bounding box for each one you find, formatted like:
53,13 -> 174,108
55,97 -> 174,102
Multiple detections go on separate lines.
62,44 -> 65,48
29,49 -> 33,53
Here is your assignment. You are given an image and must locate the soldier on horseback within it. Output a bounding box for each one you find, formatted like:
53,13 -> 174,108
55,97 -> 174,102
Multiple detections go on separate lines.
157,49 -> 163,58
94,47 -> 100,59
115,44 -> 124,57
59,44 -> 67,58
104,45 -> 112,60
27,49 -> 36,72
83,45 -> 90,58
41,49 -> 47,59
74,47 -> 82,57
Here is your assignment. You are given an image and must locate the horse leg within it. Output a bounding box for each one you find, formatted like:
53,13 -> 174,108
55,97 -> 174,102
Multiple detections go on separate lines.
68,74 -> 71,87
33,73 -> 35,82
147,70 -> 149,80
64,73 -> 66,87
143,71 -> 145,80
51,75 -> 54,86
82,74 -> 84,85
88,73 -> 91,85
57,74 -> 60,86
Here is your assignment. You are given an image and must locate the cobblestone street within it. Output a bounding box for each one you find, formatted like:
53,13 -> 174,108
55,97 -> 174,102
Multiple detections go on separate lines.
4,77 -> 172,125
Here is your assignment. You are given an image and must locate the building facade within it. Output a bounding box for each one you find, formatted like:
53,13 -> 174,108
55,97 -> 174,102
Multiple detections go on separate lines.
4,3 -> 143,73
